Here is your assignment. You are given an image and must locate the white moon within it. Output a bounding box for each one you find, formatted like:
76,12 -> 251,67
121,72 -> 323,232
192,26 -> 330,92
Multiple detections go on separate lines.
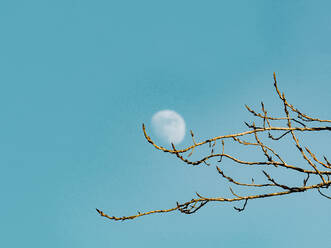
151,110 -> 186,144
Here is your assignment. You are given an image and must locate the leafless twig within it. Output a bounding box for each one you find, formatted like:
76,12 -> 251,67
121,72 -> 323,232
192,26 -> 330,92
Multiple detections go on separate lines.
97,73 -> 331,221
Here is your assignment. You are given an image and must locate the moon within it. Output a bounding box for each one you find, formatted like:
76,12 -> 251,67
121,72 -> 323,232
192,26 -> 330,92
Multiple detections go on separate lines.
151,110 -> 186,144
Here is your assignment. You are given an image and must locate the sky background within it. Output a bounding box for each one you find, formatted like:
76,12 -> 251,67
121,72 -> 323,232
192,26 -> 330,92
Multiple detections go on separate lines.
1,0 -> 331,247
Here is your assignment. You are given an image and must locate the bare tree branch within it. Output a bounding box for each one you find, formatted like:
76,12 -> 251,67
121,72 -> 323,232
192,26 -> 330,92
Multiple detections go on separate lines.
97,73 -> 331,221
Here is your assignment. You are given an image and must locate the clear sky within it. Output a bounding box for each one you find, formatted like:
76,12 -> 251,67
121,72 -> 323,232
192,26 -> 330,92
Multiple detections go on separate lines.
1,0 -> 330,247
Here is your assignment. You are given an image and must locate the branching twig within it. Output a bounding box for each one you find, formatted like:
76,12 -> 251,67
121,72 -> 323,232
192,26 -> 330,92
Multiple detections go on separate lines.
97,73 -> 331,221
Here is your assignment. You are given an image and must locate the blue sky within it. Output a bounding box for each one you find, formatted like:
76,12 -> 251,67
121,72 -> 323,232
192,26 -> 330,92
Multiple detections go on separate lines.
1,0 -> 331,247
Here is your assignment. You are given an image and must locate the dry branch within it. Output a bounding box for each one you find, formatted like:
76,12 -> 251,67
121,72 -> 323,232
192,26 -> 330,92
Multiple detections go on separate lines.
97,73 -> 331,221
